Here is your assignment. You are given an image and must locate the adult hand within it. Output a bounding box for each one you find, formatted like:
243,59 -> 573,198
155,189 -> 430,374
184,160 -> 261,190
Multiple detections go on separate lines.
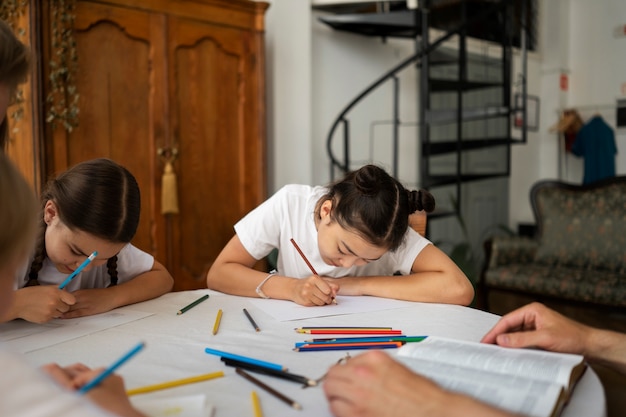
480,302 -> 591,355
323,351 -> 515,417
291,275 -> 339,306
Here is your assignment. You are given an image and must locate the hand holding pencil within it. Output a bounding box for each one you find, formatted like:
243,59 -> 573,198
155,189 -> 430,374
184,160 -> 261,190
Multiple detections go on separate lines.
290,238 -> 338,306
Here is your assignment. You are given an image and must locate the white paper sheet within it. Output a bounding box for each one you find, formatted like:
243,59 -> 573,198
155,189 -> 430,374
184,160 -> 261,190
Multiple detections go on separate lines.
0,309 -> 154,352
248,295 -> 415,321
130,394 -> 212,417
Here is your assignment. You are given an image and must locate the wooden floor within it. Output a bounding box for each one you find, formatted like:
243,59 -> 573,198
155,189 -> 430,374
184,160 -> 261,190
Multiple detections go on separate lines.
478,290 -> 626,417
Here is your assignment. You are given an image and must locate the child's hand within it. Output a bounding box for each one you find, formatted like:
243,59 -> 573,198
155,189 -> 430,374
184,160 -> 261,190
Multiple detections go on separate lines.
291,275 -> 339,306
42,363 -> 146,417
13,286 -> 76,323
63,288 -> 116,319
41,362 -> 91,389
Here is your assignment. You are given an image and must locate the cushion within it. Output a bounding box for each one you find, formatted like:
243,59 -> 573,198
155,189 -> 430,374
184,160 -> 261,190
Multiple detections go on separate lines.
533,182 -> 626,273
484,264 -> 626,307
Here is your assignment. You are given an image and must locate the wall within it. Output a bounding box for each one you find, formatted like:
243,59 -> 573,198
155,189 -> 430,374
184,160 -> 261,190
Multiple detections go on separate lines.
262,0 -> 313,190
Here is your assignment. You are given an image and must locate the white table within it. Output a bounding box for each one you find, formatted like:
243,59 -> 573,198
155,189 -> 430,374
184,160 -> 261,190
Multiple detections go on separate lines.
19,290 -> 605,417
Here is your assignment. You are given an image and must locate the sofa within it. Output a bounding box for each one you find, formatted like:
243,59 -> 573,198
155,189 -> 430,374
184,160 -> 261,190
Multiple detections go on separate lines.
480,175 -> 626,312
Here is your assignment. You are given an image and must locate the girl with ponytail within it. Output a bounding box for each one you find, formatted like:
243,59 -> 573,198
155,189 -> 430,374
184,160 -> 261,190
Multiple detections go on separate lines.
207,164 -> 473,306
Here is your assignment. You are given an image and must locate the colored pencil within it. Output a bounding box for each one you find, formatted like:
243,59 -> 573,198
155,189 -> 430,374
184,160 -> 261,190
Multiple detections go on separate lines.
251,391 -> 263,417
296,326 -> 392,330
290,238 -> 337,305
295,329 -> 403,335
236,368 -> 302,410
59,251 -> 98,290
221,357 -> 316,387
204,347 -> 287,371
212,309 -> 223,335
243,308 -> 260,332
78,341 -> 145,394
290,238 -> 318,275
296,341 -> 403,349
126,371 -> 225,396
301,336 -> 427,344
294,342 -> 402,352
177,294 -> 209,315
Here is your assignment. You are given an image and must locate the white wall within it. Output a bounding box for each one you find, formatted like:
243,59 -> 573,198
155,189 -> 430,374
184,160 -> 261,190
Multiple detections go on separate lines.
263,0 -> 626,228
262,0 -> 314,191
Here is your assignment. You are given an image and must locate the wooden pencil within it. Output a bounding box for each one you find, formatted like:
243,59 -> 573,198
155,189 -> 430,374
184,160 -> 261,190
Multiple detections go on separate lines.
236,368 -> 302,410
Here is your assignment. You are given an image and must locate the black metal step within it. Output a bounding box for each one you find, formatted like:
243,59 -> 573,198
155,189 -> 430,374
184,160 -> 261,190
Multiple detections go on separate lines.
423,173 -> 509,188
425,106 -> 510,124
317,10 -> 421,38
316,2 -> 535,49
422,137 -> 512,155
429,78 -> 503,92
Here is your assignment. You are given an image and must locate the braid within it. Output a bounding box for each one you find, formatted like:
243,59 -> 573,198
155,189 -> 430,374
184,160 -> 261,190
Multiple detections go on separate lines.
107,256 -> 119,287
26,217 -> 47,286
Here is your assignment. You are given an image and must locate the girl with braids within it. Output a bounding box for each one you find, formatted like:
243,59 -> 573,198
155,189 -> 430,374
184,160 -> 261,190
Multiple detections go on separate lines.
0,153 -> 146,417
207,164 -> 473,306
1,158 -> 173,324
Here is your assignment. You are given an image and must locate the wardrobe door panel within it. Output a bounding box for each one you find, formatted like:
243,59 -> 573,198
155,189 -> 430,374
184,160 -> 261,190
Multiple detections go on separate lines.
168,17 -> 266,289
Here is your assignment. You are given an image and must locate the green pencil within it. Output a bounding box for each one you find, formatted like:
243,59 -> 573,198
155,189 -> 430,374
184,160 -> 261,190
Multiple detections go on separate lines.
177,294 -> 209,315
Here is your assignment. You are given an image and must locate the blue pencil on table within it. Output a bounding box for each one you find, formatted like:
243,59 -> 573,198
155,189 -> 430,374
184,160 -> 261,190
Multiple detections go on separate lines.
78,341 -> 145,394
299,336 -> 428,345
294,342 -> 401,352
59,251 -> 98,290
204,347 -> 286,371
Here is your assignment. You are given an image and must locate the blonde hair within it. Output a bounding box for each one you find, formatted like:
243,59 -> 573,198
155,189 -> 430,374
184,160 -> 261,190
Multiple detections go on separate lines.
0,152 -> 37,268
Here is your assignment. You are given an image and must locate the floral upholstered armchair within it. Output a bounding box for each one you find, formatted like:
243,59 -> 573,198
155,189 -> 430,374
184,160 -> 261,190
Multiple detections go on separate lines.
480,176 -> 626,311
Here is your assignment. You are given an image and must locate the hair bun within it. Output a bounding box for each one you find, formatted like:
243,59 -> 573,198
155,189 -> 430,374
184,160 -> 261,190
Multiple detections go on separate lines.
354,165 -> 383,196
408,189 -> 435,213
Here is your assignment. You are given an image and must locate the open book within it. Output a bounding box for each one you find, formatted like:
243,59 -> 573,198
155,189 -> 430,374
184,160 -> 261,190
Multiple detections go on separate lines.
395,336 -> 587,417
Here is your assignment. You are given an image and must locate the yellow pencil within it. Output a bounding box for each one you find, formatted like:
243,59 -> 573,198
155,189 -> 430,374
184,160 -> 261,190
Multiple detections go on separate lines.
126,371 -> 224,396
213,309 -> 223,335
251,390 -> 263,417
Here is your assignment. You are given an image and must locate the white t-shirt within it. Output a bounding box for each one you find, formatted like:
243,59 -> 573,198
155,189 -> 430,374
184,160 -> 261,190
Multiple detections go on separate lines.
234,184 -> 431,278
0,349 -> 116,417
14,243 -> 154,291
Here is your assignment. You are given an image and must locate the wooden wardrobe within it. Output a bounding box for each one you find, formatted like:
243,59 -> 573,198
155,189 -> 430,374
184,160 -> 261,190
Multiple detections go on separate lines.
13,0 -> 269,291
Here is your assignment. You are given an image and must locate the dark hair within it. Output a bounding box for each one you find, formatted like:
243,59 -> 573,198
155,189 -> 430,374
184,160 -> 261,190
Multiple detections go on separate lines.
316,165 -> 435,252
0,19 -> 31,151
26,158 -> 141,286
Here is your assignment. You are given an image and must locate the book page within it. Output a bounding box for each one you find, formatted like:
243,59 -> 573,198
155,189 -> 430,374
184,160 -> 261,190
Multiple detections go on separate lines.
396,355 -> 563,417
398,336 -> 585,387
395,336 -> 586,417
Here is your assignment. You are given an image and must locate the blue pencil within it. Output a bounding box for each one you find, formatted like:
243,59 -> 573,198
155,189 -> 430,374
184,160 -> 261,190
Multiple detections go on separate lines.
59,251 -> 98,290
298,336 -> 428,346
294,343 -> 401,352
78,341 -> 145,394
204,347 -> 286,371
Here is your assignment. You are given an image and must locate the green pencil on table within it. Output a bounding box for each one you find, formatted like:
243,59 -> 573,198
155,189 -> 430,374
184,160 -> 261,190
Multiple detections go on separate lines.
177,294 -> 209,315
